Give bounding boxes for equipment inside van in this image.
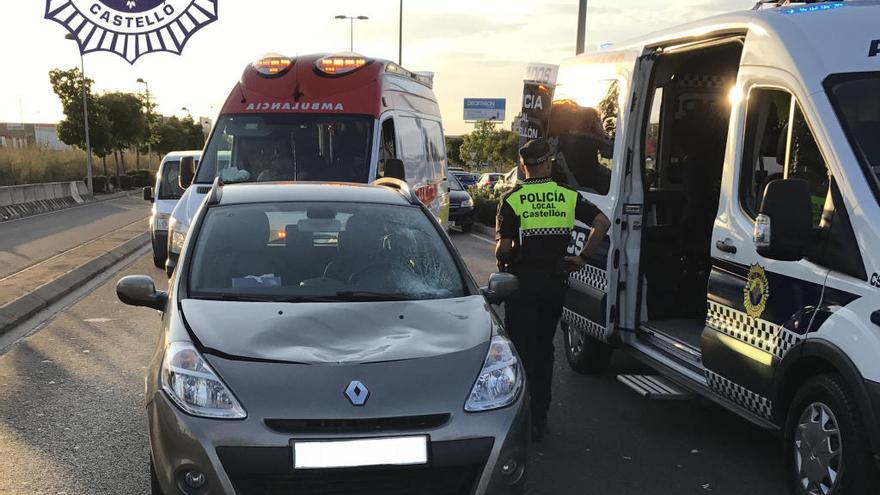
[546,2,880,493]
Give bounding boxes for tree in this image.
[154,116,206,155]
[459,121,520,170]
[49,68,113,174]
[99,92,147,182]
[445,135,464,166]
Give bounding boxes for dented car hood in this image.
[180,295,491,364]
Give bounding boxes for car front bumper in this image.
[449,206,475,224]
[148,388,528,495]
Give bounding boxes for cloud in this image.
[404,14,527,41]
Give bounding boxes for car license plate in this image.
[292,436,428,469]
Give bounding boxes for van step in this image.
[617,374,695,400]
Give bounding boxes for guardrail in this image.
[0,181,93,221]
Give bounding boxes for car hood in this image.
[180,295,492,364]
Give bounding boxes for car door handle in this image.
[716,239,737,254]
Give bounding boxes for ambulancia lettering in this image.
[870,39,880,57]
[244,102,345,111]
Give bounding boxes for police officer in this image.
[495,138,611,441]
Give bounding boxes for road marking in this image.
[468,233,495,246]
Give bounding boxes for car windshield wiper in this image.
[333,291,412,301]
[195,294,335,303]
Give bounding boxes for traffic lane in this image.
[0,193,149,278]
[447,229,496,286]
[0,254,164,495]
[449,232,786,495]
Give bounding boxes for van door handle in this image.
[716,239,737,254]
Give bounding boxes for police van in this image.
[166,53,449,273]
[546,2,880,492]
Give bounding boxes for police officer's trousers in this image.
[504,278,566,423]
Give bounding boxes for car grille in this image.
[227,464,482,495]
[264,414,450,434]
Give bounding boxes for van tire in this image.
[562,320,613,375]
[153,253,165,269]
[784,374,878,495]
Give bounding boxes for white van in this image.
[143,151,200,267]
[548,2,880,493]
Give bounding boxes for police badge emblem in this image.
[743,264,770,319]
[44,0,218,64]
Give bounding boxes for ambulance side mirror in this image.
[481,272,519,305]
[179,156,195,189]
[753,179,813,261]
[383,159,406,181]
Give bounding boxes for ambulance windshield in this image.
[827,73,880,198]
[195,114,373,184]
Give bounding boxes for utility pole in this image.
[137,78,152,170]
[399,0,403,65]
[65,34,94,196]
[576,0,588,55]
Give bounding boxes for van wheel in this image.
[150,456,164,495]
[152,254,165,269]
[784,374,878,495]
[562,320,612,375]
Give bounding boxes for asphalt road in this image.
[0,228,787,495]
[0,193,148,279]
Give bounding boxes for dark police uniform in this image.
[496,176,601,428]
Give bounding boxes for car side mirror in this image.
[753,179,813,261]
[116,275,168,311]
[143,186,153,202]
[384,158,406,181]
[481,272,519,305]
[179,156,195,189]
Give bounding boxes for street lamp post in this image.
[576,0,588,55]
[399,0,403,65]
[65,34,94,196]
[136,77,152,170]
[334,15,368,52]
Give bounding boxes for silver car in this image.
[117,179,528,494]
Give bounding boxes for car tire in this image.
[461,222,473,233]
[152,253,165,269]
[150,456,164,495]
[562,320,612,375]
[784,374,878,495]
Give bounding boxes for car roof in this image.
[162,151,202,161]
[216,182,414,207]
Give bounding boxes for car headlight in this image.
[168,221,188,255]
[160,341,247,419]
[465,335,523,412]
[461,198,474,208]
[154,213,170,231]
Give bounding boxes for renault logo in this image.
[345,380,370,406]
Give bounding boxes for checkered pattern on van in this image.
[705,301,803,360]
[706,370,773,419]
[563,307,608,342]
[677,74,727,89]
[569,264,608,292]
[521,227,571,237]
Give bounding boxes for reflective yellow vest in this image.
[504,180,577,236]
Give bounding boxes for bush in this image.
[470,187,504,226]
[86,175,109,194]
[109,174,134,190]
[0,148,96,186]
[126,169,153,187]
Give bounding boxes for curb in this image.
[0,232,150,338]
[471,222,495,238]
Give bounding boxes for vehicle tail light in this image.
[316,53,369,75]
[415,184,438,206]
[253,54,294,77]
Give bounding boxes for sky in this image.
[0,0,755,135]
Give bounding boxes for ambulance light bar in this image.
[253,54,294,77]
[385,64,434,89]
[316,54,369,75]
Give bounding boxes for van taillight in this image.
[415,184,438,206]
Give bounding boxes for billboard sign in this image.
[525,62,559,85]
[463,98,506,121]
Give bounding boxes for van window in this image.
[397,116,430,184]
[157,160,197,200]
[378,118,396,179]
[548,78,619,195]
[740,89,829,226]
[195,114,373,184]
[826,73,880,204]
[423,119,446,179]
[644,88,663,187]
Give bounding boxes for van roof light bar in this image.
[752,0,846,9]
[385,63,434,89]
[207,177,224,205]
[372,177,420,205]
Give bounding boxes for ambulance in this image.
[166,53,449,273]
[546,1,880,493]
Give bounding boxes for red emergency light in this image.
[253,54,294,77]
[316,53,369,75]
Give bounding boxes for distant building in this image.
[0,123,72,151]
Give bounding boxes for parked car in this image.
[476,173,505,190]
[143,151,200,268]
[447,172,475,232]
[118,179,527,495]
[493,167,519,193]
[452,170,479,188]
